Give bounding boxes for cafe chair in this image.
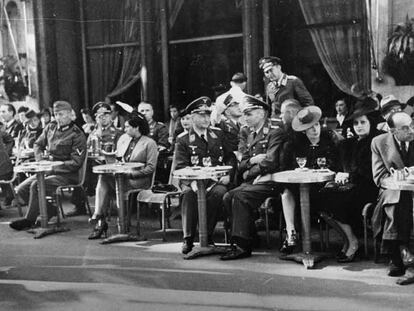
[134,154,181,241]
[362,202,380,262]
[55,157,92,218]
[259,196,284,248]
[0,172,23,216]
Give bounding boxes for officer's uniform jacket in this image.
[34,121,87,179]
[86,124,122,151]
[238,119,288,183]
[20,125,42,149]
[175,126,234,186]
[5,119,23,139]
[266,73,314,115]
[148,119,169,150]
[218,117,241,151]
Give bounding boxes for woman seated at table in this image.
[88,112,159,239]
[280,106,340,254]
[319,102,382,262]
[18,110,43,149]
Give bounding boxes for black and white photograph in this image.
[1,0,414,310]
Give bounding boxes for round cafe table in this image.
[173,166,232,259]
[14,160,67,239]
[271,169,335,268]
[93,162,144,244]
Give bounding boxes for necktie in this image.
[401,142,408,164]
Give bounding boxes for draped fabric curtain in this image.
[298,0,370,97]
[86,0,141,104]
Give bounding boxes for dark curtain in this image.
[85,0,141,104]
[298,0,370,97]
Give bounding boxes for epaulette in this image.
[177,131,188,138]
[209,126,222,131]
[157,122,165,125]
[286,75,298,80]
[72,124,81,133]
[270,125,280,129]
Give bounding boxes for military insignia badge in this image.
[210,131,217,139]
[189,134,195,143]
[263,127,269,135]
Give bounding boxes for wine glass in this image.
[296,157,307,169]
[202,156,212,167]
[316,157,327,169]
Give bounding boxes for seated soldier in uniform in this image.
[67,102,124,216]
[88,112,158,239]
[175,97,234,254]
[221,95,290,260]
[9,101,87,230]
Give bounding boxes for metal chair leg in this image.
[264,208,270,248]
[136,200,141,236]
[161,201,166,242]
[81,188,92,216]
[363,215,369,258]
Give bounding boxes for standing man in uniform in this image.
[221,95,290,260]
[259,56,314,118]
[175,97,234,254]
[138,101,170,183]
[218,94,243,152]
[9,101,87,230]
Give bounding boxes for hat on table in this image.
[292,106,322,132]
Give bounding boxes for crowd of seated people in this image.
[3,55,414,286]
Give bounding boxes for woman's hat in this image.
[292,106,322,132]
[346,99,378,121]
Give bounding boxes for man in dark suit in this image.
[371,111,414,280]
[0,103,23,139]
[175,97,234,255]
[259,56,314,118]
[221,95,289,260]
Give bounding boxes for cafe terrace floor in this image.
[0,196,413,311]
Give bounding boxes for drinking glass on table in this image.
[296,157,307,169]
[316,157,327,169]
